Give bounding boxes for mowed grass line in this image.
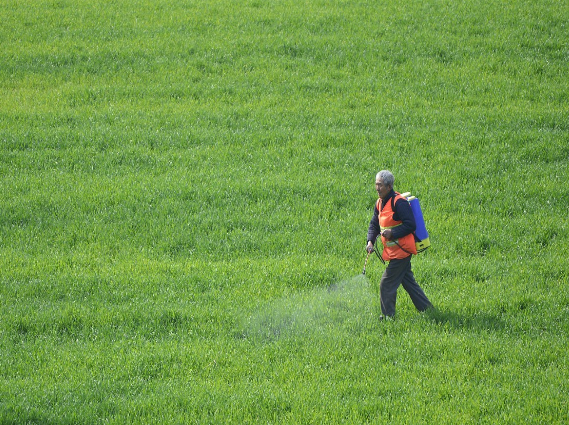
[1,0,569,423]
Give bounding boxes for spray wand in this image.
[362,249,372,275]
[362,240,385,276]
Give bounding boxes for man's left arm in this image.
[390,198,416,240]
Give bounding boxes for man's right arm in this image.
[367,205,381,246]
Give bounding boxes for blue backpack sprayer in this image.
[401,192,430,253]
[362,191,430,275]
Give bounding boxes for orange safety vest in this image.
[377,193,417,261]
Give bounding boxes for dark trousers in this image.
[380,255,431,317]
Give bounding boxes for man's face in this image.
[375,178,390,199]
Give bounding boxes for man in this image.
[366,170,432,319]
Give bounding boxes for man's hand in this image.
[381,229,393,240]
[366,241,374,253]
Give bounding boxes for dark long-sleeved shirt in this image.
[367,189,416,245]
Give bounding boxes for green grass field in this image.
[1,0,568,423]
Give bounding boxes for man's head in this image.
[375,170,394,199]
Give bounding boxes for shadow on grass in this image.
[424,307,506,332]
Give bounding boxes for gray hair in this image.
[376,170,394,188]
